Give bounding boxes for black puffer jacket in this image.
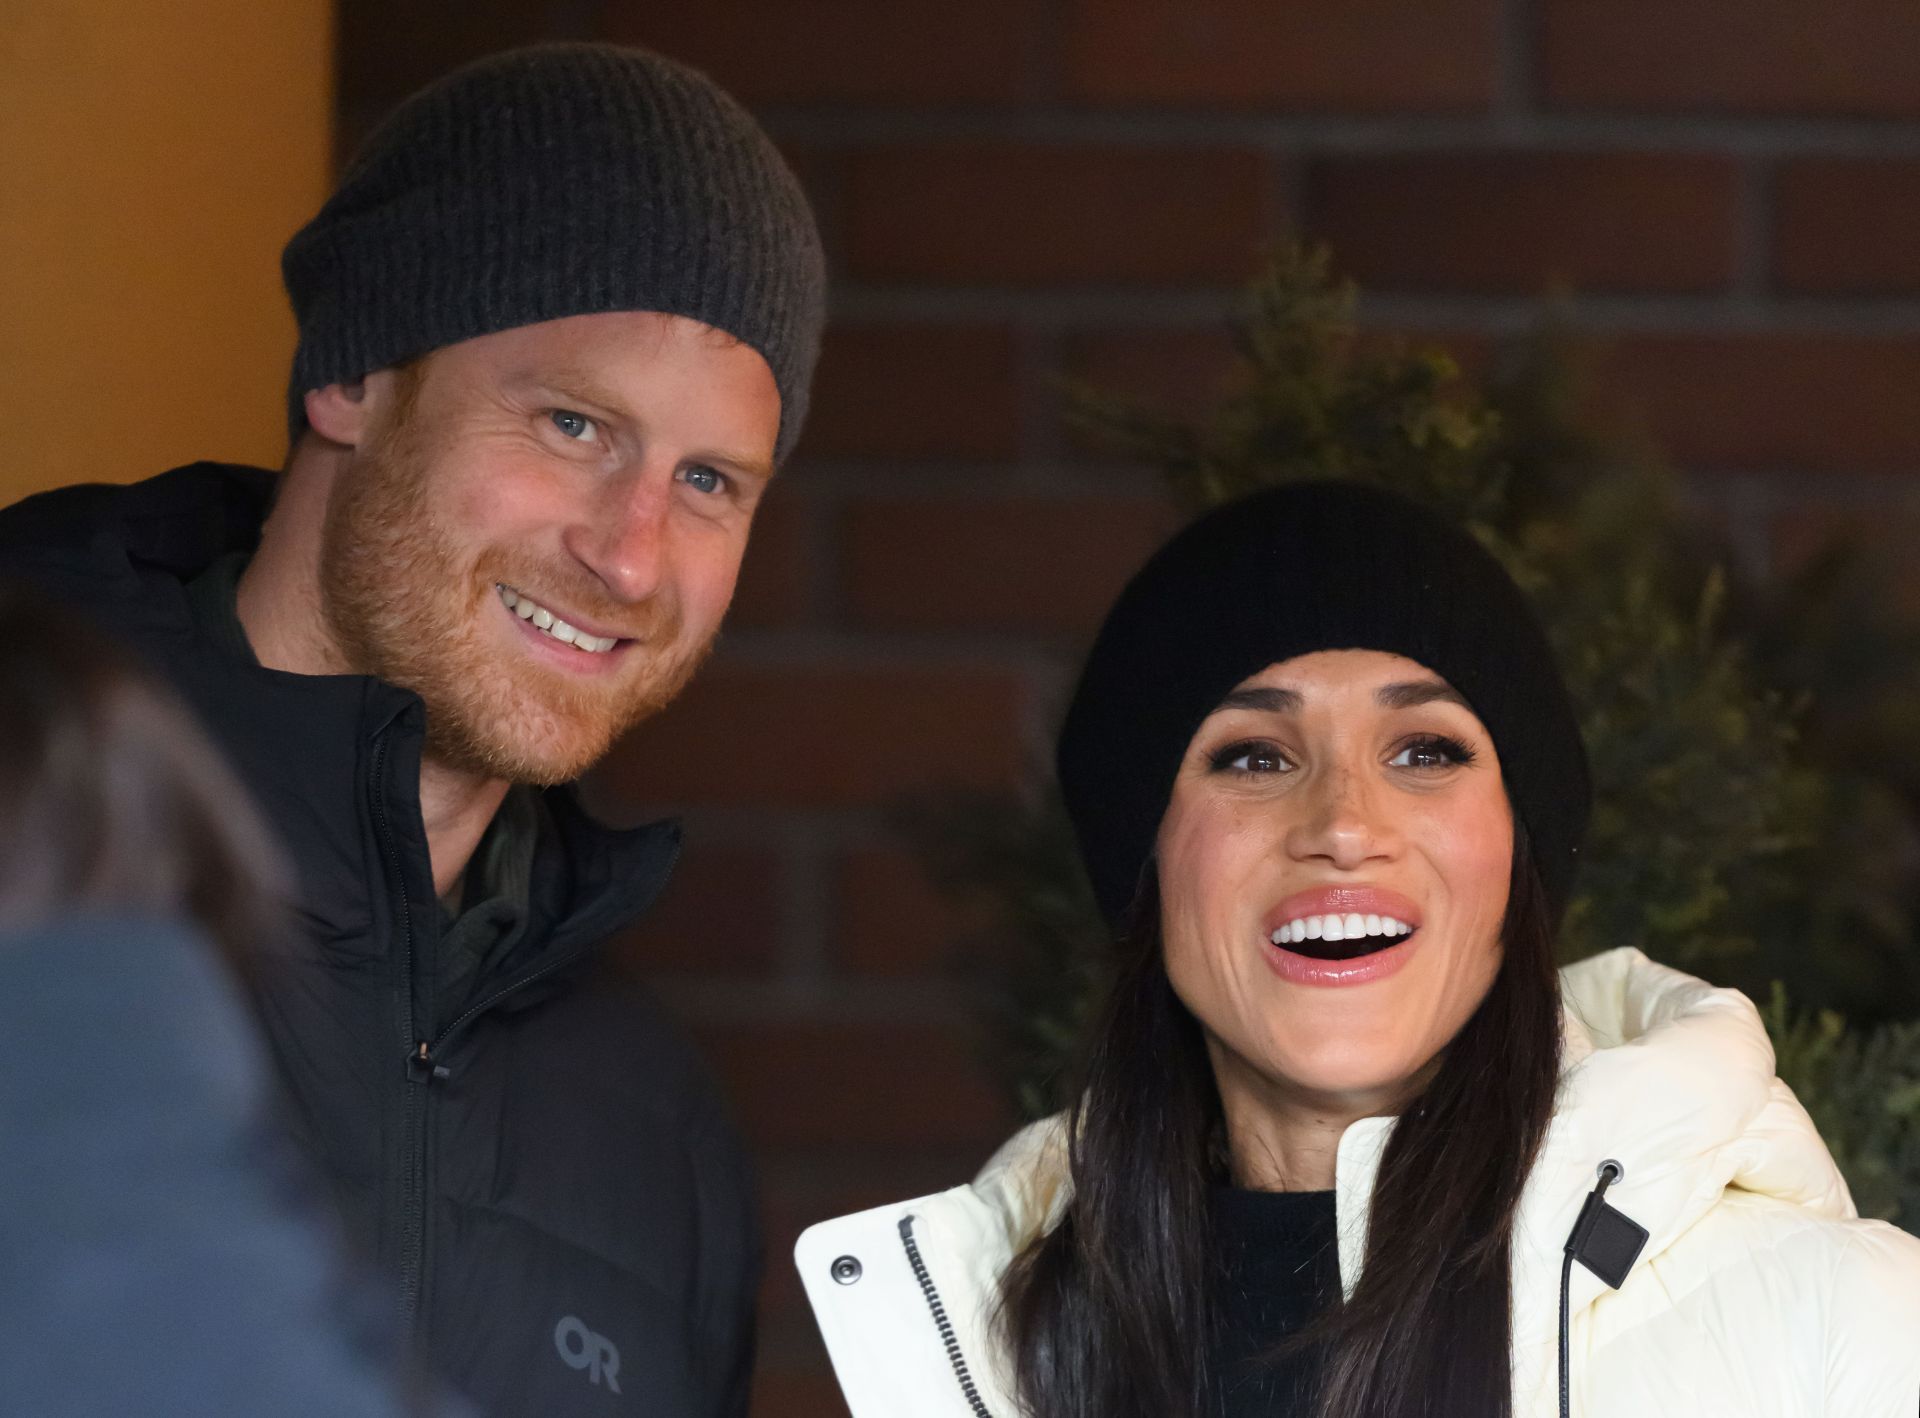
[0,464,759,1417]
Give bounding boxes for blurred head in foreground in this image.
[0,580,288,969]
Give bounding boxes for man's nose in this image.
[1283,765,1394,870]
[563,471,671,603]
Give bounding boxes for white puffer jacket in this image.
[797,948,1920,1416]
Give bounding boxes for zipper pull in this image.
[406,1040,449,1084]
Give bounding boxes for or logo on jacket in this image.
[555,1316,622,1393]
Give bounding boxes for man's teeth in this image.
[1270,914,1416,947]
[496,585,618,654]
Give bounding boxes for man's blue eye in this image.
[550,410,594,441]
[681,466,723,495]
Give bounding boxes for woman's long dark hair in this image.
[1000,826,1563,1418]
[0,580,289,976]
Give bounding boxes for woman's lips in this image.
[1263,932,1422,987]
[1261,883,1426,984]
[1265,885,1423,937]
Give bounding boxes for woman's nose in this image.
[1283,766,1395,870]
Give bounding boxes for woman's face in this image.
[1157,649,1513,1119]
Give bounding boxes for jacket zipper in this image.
[416,828,683,1069]
[370,730,431,1336]
[898,1214,995,1418]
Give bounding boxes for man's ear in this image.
[303,380,374,448]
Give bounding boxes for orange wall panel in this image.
[0,1,332,504]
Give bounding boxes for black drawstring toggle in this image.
[1563,1159,1648,1290]
[1559,1159,1649,1418]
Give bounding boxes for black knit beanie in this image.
[1057,480,1591,934]
[282,43,827,463]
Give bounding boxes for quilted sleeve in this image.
[1822,1220,1920,1415]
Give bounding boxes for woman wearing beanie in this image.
[796,480,1920,1418]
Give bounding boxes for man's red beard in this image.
[316,391,711,786]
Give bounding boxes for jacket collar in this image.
[0,463,681,979]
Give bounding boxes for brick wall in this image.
[338,3,1920,1411]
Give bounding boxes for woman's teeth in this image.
[497,584,618,654]
[1270,914,1416,947]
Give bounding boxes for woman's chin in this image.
[1251,1036,1433,1112]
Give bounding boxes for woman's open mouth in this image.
[1269,913,1418,962]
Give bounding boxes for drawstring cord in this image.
[1558,1159,1648,1418]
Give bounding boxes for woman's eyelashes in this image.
[1207,739,1290,775]
[1389,733,1478,770]
[1204,732,1478,777]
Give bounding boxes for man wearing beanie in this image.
[0,43,826,1417]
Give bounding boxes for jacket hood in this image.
[947,946,1855,1410]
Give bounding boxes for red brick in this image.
[836,847,989,976]
[336,0,556,153]
[1062,326,1497,450]
[696,1020,1013,1150]
[1064,327,1244,430]
[839,495,1176,635]
[1542,0,1920,118]
[600,0,1045,105]
[843,145,1279,286]
[1306,153,1739,295]
[730,494,811,630]
[1588,335,1920,474]
[802,325,1023,462]
[1770,502,1920,614]
[600,664,1028,808]
[605,846,782,975]
[750,1370,847,1418]
[1066,0,1502,111]
[1775,159,1920,298]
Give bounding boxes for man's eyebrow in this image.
[509,366,629,412]
[701,447,777,483]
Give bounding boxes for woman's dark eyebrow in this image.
[1215,687,1303,714]
[1376,680,1470,710]
[1213,681,1468,714]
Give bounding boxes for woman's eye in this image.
[679,465,726,496]
[1389,734,1476,771]
[549,409,598,442]
[1208,741,1288,775]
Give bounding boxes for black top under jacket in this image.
[1207,1186,1339,1417]
[0,464,760,1418]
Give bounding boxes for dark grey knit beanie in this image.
[282,43,827,463]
